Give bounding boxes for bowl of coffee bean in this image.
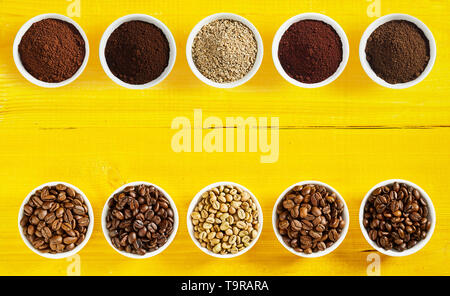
[273,181,349,258]
[359,14,436,89]
[360,179,436,256]
[18,182,93,259]
[102,182,178,258]
[187,182,263,258]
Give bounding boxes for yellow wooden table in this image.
[1,0,449,276]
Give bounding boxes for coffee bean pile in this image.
[20,184,90,254]
[191,184,261,255]
[105,184,175,255]
[363,182,431,251]
[276,184,346,254]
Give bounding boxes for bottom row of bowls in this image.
[18,179,435,259]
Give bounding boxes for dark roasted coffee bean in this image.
[105,184,175,256]
[363,182,432,252]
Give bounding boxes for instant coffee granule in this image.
[105,21,170,85]
[192,19,258,83]
[365,20,430,84]
[18,18,85,83]
[278,20,343,84]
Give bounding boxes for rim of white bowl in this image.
[186,13,264,88]
[359,13,436,89]
[102,181,179,259]
[272,180,350,258]
[99,14,177,89]
[359,179,436,257]
[272,13,349,88]
[13,13,89,88]
[187,181,263,258]
[18,181,94,259]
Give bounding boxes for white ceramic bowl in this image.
[99,14,176,89]
[273,181,350,258]
[18,182,94,259]
[187,181,263,258]
[359,179,436,257]
[186,13,264,88]
[359,14,436,89]
[272,13,349,88]
[13,13,89,88]
[102,181,179,259]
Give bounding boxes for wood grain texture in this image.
[0,0,449,275]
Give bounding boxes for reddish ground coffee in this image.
[278,20,343,84]
[18,18,86,83]
[105,21,170,85]
[365,20,430,84]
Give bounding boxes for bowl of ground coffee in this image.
[102,182,178,258]
[18,182,94,259]
[99,14,176,89]
[13,14,89,88]
[360,14,436,89]
[273,181,349,258]
[360,179,436,257]
[186,13,264,88]
[272,13,349,88]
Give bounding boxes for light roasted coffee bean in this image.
[21,184,90,254]
[363,182,431,252]
[105,184,175,255]
[276,184,346,254]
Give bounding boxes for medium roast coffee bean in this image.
[105,184,175,255]
[363,182,432,252]
[276,184,346,254]
[21,184,90,254]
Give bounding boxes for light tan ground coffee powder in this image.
[192,19,257,83]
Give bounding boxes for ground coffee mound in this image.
[18,18,85,83]
[365,20,430,84]
[105,21,170,85]
[278,20,343,84]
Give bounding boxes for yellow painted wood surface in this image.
[1,0,449,275]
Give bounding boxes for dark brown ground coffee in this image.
[105,21,170,85]
[18,18,85,83]
[365,20,430,84]
[278,20,343,84]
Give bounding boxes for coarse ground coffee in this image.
[278,20,342,84]
[105,21,169,85]
[18,18,85,83]
[192,19,257,83]
[365,20,430,84]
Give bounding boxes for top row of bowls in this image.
[13,12,436,89]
